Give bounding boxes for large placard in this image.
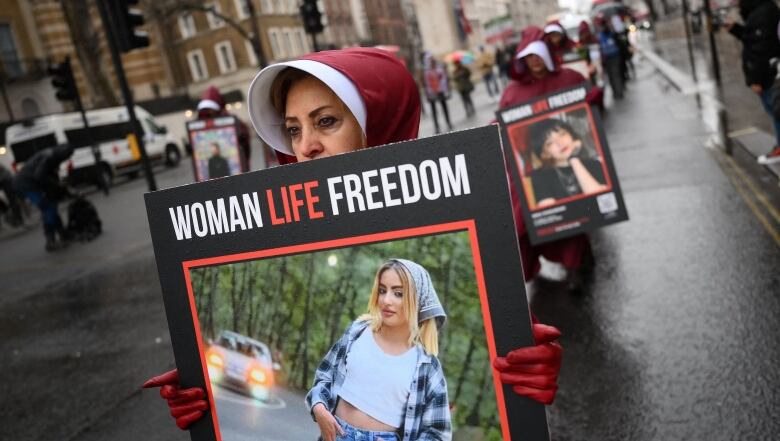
[496,85,628,244]
[145,126,549,441]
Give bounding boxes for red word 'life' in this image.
[266,181,324,225]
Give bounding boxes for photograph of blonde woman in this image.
[307,259,450,441]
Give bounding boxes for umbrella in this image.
[444,50,475,65]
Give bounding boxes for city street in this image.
[2,50,779,441]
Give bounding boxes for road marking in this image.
[724,155,780,225]
[714,154,780,247]
[728,127,759,138]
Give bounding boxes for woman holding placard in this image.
[143,48,562,431]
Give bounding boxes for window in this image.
[214,41,237,73]
[295,28,307,55]
[260,0,273,14]
[206,2,225,29]
[177,13,196,38]
[283,28,293,57]
[187,49,209,81]
[268,28,282,59]
[0,24,22,77]
[234,0,250,19]
[245,39,258,66]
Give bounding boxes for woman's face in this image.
[541,128,582,164]
[284,76,365,162]
[548,32,563,45]
[377,269,409,329]
[524,54,548,77]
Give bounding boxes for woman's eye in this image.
[317,116,336,128]
[285,126,300,137]
[393,291,403,298]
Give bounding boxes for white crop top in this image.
[338,329,419,428]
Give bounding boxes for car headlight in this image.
[249,368,266,383]
[207,352,224,368]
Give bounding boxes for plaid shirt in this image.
[306,320,452,441]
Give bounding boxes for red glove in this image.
[142,369,209,429]
[493,323,562,405]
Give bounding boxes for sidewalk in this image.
[637,25,780,180]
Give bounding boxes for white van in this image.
[1,106,183,186]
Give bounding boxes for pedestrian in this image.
[476,45,500,98]
[578,20,598,46]
[423,56,453,134]
[196,86,253,169]
[543,21,576,66]
[501,26,595,291]
[609,14,635,82]
[307,259,451,441]
[452,59,476,117]
[725,0,780,164]
[143,47,563,431]
[0,164,23,227]
[595,18,625,100]
[576,20,606,113]
[12,144,74,251]
[495,43,513,87]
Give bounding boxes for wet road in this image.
[210,385,319,441]
[531,59,780,439]
[1,54,778,441]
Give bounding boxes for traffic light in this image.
[109,0,150,52]
[48,57,78,102]
[300,0,324,35]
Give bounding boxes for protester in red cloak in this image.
[196,86,252,169]
[578,20,598,45]
[543,21,577,66]
[144,47,563,430]
[500,27,595,287]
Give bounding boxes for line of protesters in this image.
[419,16,634,136]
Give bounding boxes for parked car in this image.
[205,330,280,401]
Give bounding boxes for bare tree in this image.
[146,0,267,68]
[59,0,119,108]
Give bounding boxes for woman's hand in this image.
[569,157,607,194]
[493,323,562,405]
[313,403,345,441]
[142,369,209,429]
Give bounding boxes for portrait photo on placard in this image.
[189,118,244,182]
[506,104,612,211]
[185,229,504,441]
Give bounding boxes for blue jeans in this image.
[25,191,62,237]
[758,87,780,146]
[333,416,399,441]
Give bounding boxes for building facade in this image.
[163,0,309,100]
[321,0,361,48]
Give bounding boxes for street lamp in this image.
[327,254,338,267]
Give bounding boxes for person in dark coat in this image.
[726,0,780,164]
[13,144,74,251]
[206,143,230,179]
[0,164,23,227]
[452,59,475,117]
